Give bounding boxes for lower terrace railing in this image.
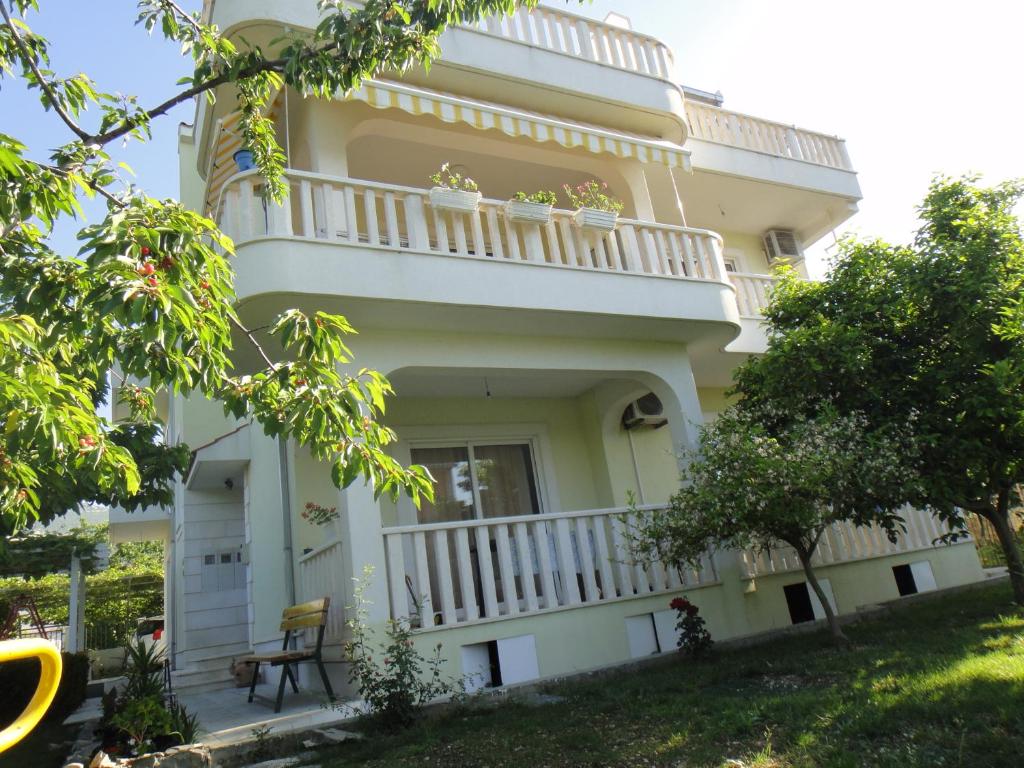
[217,171,730,285]
[685,101,853,172]
[739,508,962,580]
[730,272,780,317]
[297,538,346,642]
[382,505,718,629]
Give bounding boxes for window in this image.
[411,442,542,524]
[722,258,738,273]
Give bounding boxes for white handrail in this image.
[382,505,717,629]
[216,171,734,286]
[685,101,853,171]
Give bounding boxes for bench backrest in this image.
[279,597,330,632]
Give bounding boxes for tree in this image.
[0,0,555,533]
[634,408,914,644]
[736,177,1024,603]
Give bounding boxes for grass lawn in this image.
[317,582,1024,768]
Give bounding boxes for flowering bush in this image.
[429,162,479,192]
[512,189,558,206]
[301,501,338,526]
[341,567,462,731]
[670,596,713,657]
[562,180,623,213]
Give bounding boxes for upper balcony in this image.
[213,169,761,347]
[200,2,687,146]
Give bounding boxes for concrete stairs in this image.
[172,643,251,695]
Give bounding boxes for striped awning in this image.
[348,79,690,170]
[203,80,690,214]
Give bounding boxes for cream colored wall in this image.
[697,386,733,420]
[719,230,770,274]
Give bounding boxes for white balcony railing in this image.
[297,538,346,642]
[685,101,853,171]
[739,508,963,580]
[730,272,780,317]
[217,170,730,284]
[381,505,718,630]
[467,6,674,80]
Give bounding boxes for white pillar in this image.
[338,481,391,626]
[67,554,86,653]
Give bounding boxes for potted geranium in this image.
[563,180,623,232]
[506,189,558,224]
[428,162,481,213]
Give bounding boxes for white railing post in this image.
[266,184,293,237]
[404,194,430,250]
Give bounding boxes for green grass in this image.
[317,583,1024,768]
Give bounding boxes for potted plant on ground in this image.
[564,180,623,232]
[506,189,558,224]
[428,162,481,213]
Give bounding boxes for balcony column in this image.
[620,161,656,221]
[337,481,391,626]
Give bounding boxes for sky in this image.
[3,1,1023,276]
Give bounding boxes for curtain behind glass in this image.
[411,446,476,524]
[474,444,541,519]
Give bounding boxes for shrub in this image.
[512,190,558,206]
[0,651,90,727]
[670,596,713,657]
[562,180,623,213]
[342,568,461,731]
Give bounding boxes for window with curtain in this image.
[411,442,542,523]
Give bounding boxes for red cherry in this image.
[199,280,210,290]
[141,246,151,256]
[147,276,158,287]
[295,378,307,387]
[138,262,156,276]
[79,436,96,448]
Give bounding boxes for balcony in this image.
[215,170,763,339]
[379,505,718,629]
[685,101,852,171]
[740,509,964,581]
[466,7,674,80]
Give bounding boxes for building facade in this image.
[111,1,984,695]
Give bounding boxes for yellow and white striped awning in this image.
[203,80,690,214]
[348,79,691,171]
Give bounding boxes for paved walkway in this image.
[177,684,363,748]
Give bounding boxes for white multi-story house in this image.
[110,2,985,696]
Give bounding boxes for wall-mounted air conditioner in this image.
[622,393,668,430]
[763,229,804,266]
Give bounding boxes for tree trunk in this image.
[794,543,848,646]
[987,489,1024,605]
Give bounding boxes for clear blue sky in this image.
[4,1,1022,273]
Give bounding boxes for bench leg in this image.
[247,662,260,703]
[274,663,290,713]
[285,664,299,693]
[316,658,336,702]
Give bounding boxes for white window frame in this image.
[394,424,560,527]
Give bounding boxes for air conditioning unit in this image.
[622,393,668,430]
[762,229,804,266]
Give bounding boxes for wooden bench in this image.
[241,597,337,713]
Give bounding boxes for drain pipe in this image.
[278,438,296,608]
[626,428,647,505]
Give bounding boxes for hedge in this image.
[0,651,90,728]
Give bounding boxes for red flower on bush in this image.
[670,597,689,611]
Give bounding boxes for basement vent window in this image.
[625,610,682,658]
[461,634,539,693]
[893,561,937,596]
[783,578,837,625]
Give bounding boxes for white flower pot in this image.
[505,199,553,224]
[573,207,618,232]
[429,187,481,213]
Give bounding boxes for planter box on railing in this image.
[429,187,482,213]
[573,208,618,233]
[505,199,553,224]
